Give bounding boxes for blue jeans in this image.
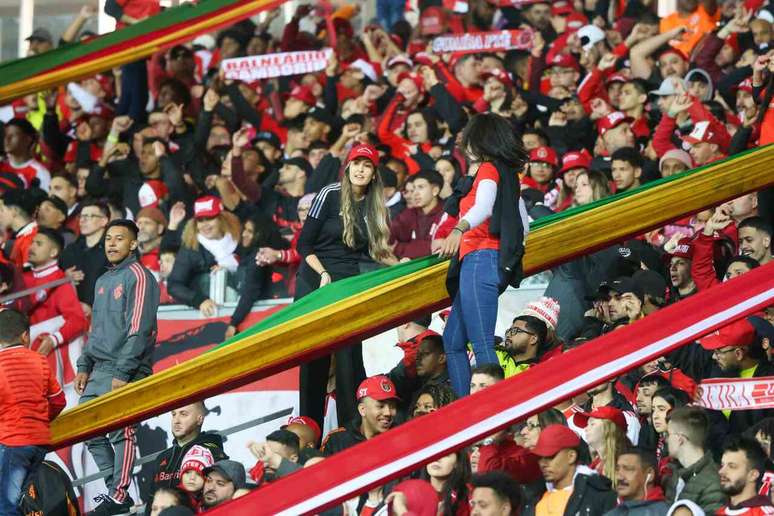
[376,0,404,29]
[0,444,46,515]
[443,249,504,396]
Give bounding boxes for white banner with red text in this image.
[221,49,333,81]
[695,376,774,411]
[431,29,534,54]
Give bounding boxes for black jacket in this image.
[148,431,227,497]
[522,468,618,516]
[321,421,368,456]
[59,235,110,306]
[167,244,219,308]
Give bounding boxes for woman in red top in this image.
[439,113,528,396]
[420,449,472,516]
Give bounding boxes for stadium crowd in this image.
[1,0,774,513]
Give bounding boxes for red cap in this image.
[559,149,591,174]
[289,85,316,107]
[481,68,514,88]
[397,71,425,93]
[606,73,628,85]
[683,120,725,147]
[737,77,753,94]
[94,73,115,99]
[529,146,559,167]
[386,55,413,69]
[420,6,447,36]
[347,143,379,167]
[285,416,322,443]
[547,53,580,71]
[659,46,689,63]
[574,406,628,433]
[669,237,693,259]
[597,111,633,136]
[531,424,581,457]
[565,12,588,31]
[699,318,756,350]
[357,375,400,401]
[194,195,223,219]
[551,0,575,15]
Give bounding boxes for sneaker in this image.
[88,493,134,515]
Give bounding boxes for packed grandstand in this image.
[0,0,773,514]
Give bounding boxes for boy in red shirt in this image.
[0,309,66,514]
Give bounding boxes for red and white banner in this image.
[695,376,774,411]
[221,49,333,81]
[431,29,534,54]
[210,262,774,515]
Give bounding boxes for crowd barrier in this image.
[211,262,774,514]
[48,145,774,448]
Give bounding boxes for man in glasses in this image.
[501,315,547,377]
[59,200,111,308]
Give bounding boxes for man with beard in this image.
[500,315,547,376]
[322,375,398,456]
[148,401,227,500]
[135,207,167,274]
[717,436,773,515]
[201,460,246,509]
[604,447,668,515]
[738,217,772,266]
[698,318,774,437]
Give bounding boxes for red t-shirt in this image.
[459,163,500,260]
[0,346,65,446]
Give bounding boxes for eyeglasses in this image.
[79,213,106,220]
[505,327,536,338]
[524,422,541,431]
[712,347,738,356]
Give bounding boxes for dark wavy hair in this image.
[419,448,472,516]
[459,113,527,169]
[404,108,441,143]
[410,383,457,418]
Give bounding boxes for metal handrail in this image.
[71,407,293,487]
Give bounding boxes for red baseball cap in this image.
[574,406,628,433]
[529,146,559,167]
[387,55,413,69]
[565,12,588,31]
[420,6,447,36]
[669,237,694,260]
[284,416,322,443]
[559,149,591,174]
[551,0,575,15]
[481,68,514,89]
[289,85,316,107]
[397,71,425,93]
[606,73,628,85]
[659,46,689,63]
[531,424,581,457]
[597,111,633,136]
[347,143,379,167]
[699,318,756,350]
[193,195,223,219]
[737,77,753,94]
[547,53,580,72]
[683,120,725,147]
[357,375,400,401]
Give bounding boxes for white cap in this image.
[193,34,216,50]
[577,25,605,51]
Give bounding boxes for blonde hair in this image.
[598,419,629,486]
[181,211,242,250]
[340,160,393,262]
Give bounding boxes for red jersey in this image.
[459,163,500,260]
[23,262,88,348]
[0,345,66,446]
[0,158,51,191]
[8,221,38,269]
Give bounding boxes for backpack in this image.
[18,460,81,516]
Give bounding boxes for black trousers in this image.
[295,263,366,430]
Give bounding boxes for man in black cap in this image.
[35,196,72,241]
[252,131,282,166]
[201,460,247,509]
[602,277,645,326]
[260,157,311,226]
[632,269,668,315]
[26,28,54,55]
[304,108,336,144]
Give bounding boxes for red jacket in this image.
[389,203,445,259]
[476,438,542,484]
[23,262,88,348]
[717,496,774,515]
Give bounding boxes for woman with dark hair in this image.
[651,385,691,463]
[439,113,529,396]
[148,486,193,516]
[435,157,462,200]
[519,408,567,450]
[420,449,472,516]
[296,142,398,427]
[411,383,457,418]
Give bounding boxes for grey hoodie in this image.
[76,255,160,381]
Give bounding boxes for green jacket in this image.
[664,452,727,514]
